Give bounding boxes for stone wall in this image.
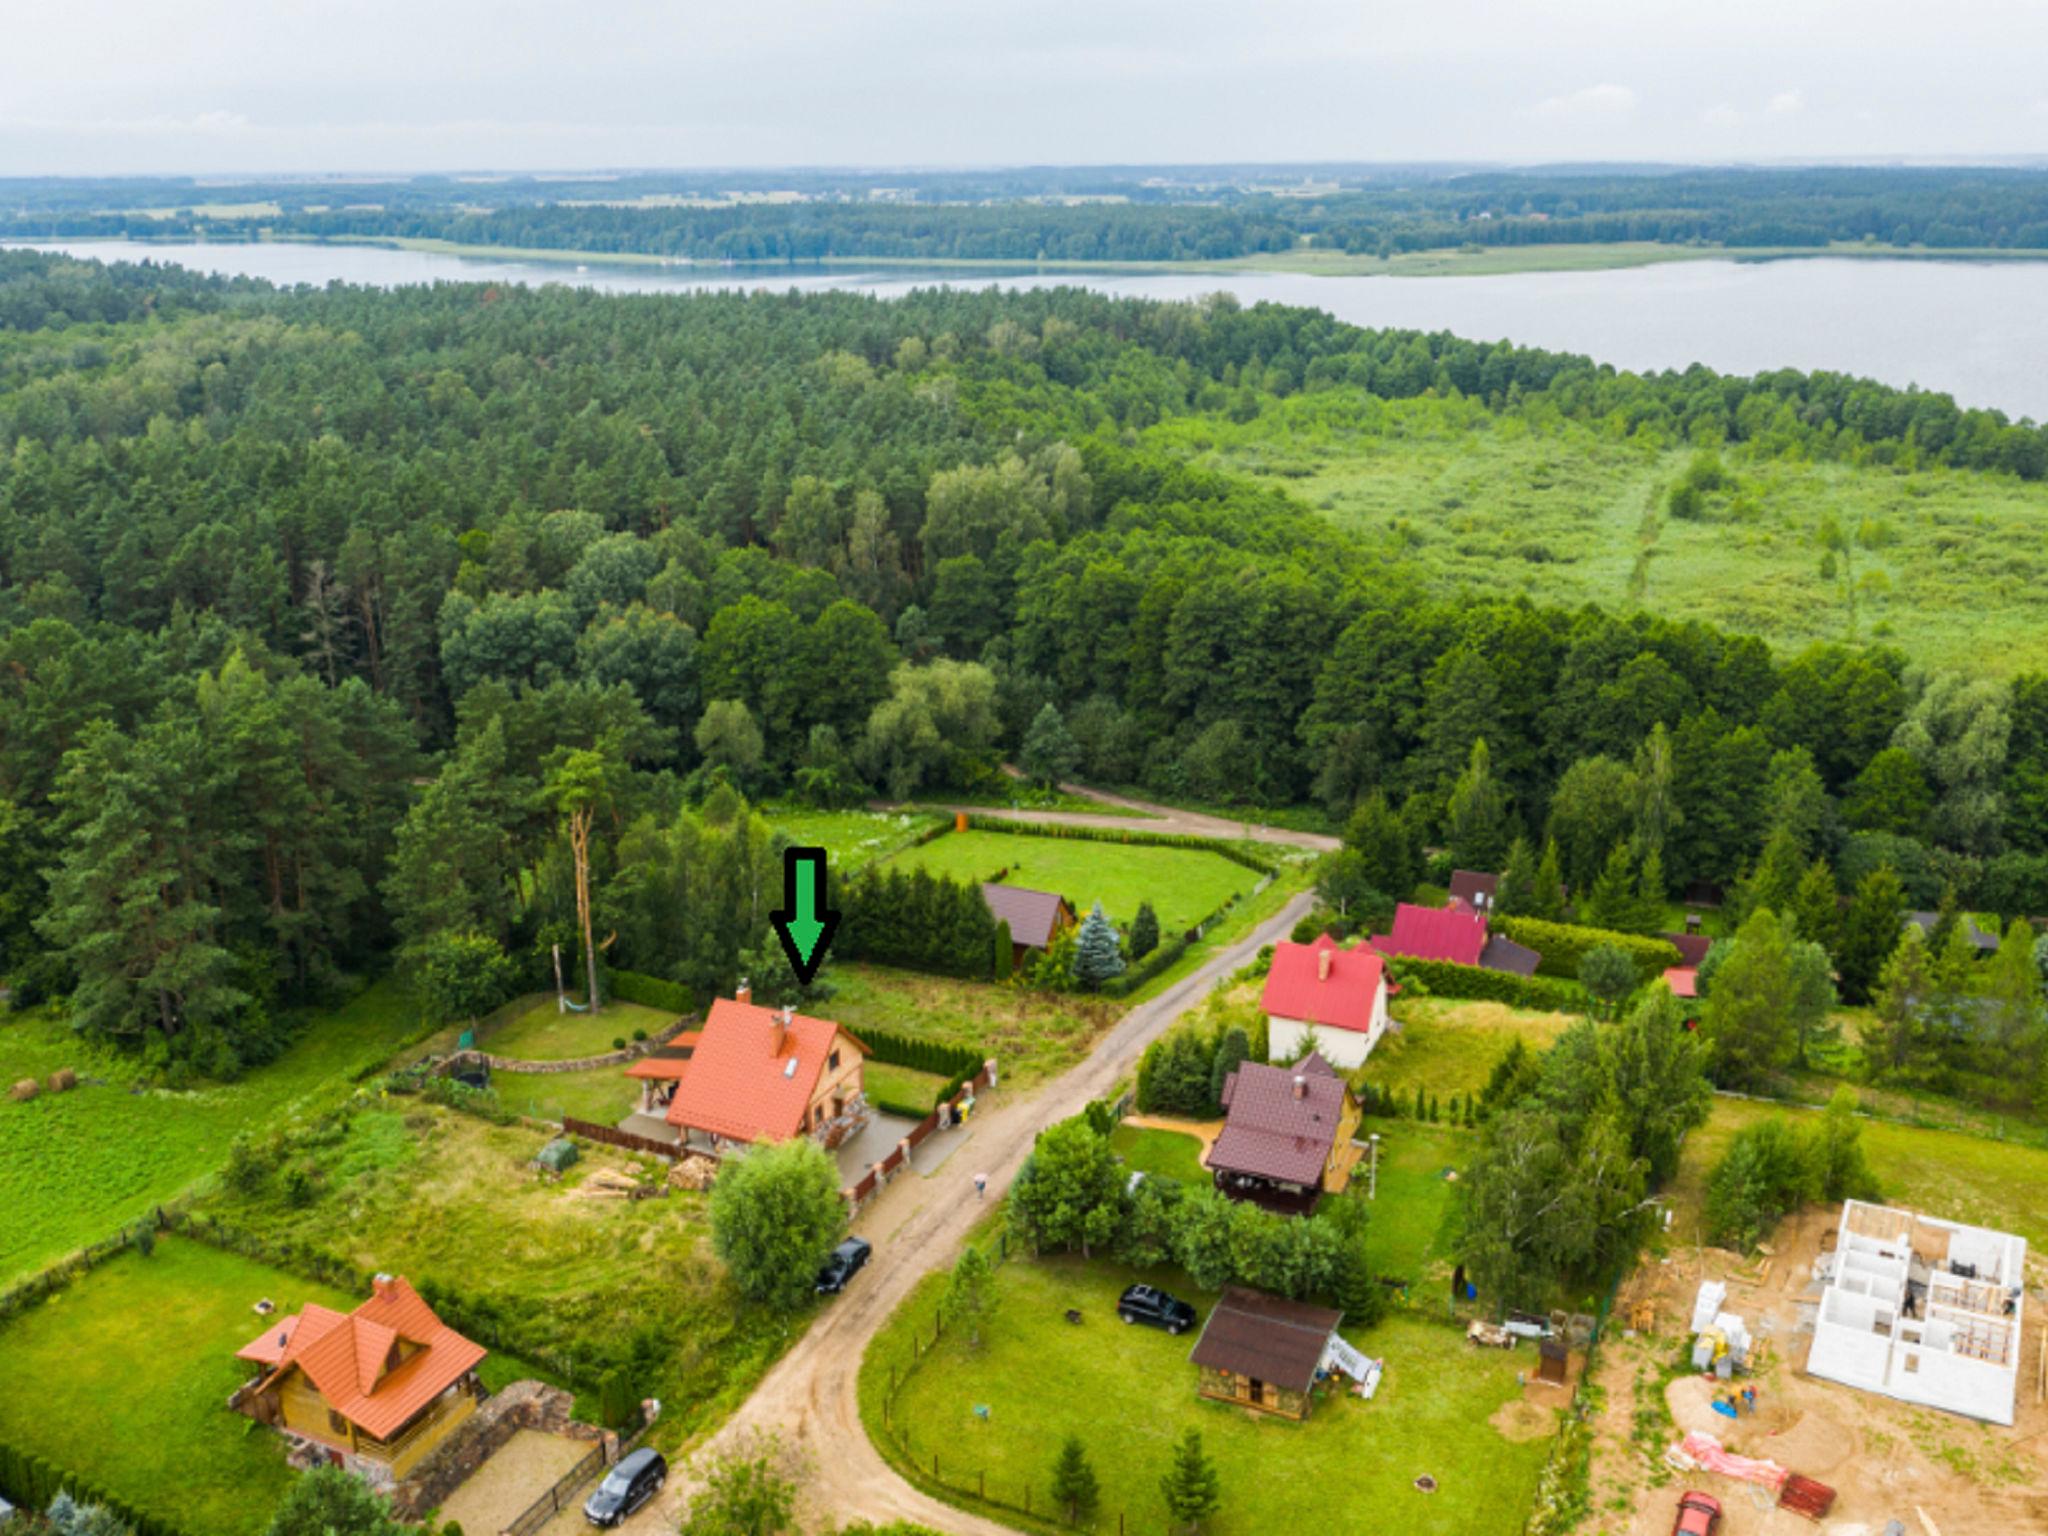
[442,1013,697,1076]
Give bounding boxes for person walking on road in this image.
[974,1172,988,1200]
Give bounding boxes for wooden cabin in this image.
[663,995,869,1152]
[1187,1286,1344,1421]
[234,1275,485,1480]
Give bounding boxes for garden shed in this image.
[1187,1286,1344,1420]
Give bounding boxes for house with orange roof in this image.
[664,993,870,1154]
[233,1274,486,1482]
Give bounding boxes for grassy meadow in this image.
[761,806,943,872]
[1147,391,2048,676]
[484,998,678,1061]
[193,1100,797,1444]
[863,1252,1548,1536]
[883,829,1257,934]
[1109,1123,1209,1185]
[0,981,424,1286]
[1363,998,1576,1103]
[829,963,1120,1087]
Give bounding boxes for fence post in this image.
[933,1451,940,1480]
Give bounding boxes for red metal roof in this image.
[665,997,866,1144]
[1664,967,1699,999]
[1209,1055,1351,1186]
[1260,934,1386,1034]
[623,1033,699,1080]
[239,1278,484,1441]
[1370,903,1488,967]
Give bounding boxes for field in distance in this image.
[1148,391,2048,677]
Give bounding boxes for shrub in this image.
[1385,956,1587,1011]
[1496,916,1680,981]
[605,969,692,1014]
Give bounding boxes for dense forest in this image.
[5,247,2048,1089]
[13,166,2048,260]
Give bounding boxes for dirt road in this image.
[632,888,1316,1535]
[877,779,1341,854]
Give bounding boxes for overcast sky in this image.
[7,0,2048,177]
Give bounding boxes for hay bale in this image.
[9,1078,38,1102]
[534,1137,580,1173]
[47,1068,77,1093]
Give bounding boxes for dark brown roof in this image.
[1662,931,1713,968]
[980,884,1070,949]
[1447,870,1499,911]
[1210,1054,1350,1186]
[1479,935,1542,977]
[1188,1286,1343,1394]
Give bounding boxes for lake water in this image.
[18,238,2048,420]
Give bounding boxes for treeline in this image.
[8,252,2048,1074]
[19,166,2048,259]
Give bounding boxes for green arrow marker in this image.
[769,845,840,986]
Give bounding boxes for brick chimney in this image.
[735,978,752,1007]
[1318,946,1332,982]
[371,1273,394,1299]
[1293,1075,1307,1099]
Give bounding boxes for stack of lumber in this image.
[668,1156,716,1192]
[1777,1474,1836,1520]
[578,1169,645,1200]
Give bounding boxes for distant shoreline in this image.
[21,231,2048,281]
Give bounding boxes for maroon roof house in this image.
[1188,1286,1346,1420]
[1446,869,1500,914]
[1208,1053,1362,1215]
[1370,903,1489,967]
[979,883,1077,966]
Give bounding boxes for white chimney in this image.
[1293,1075,1307,1099]
[1318,947,1332,982]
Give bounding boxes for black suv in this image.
[1117,1284,1197,1334]
[583,1446,666,1527]
[816,1236,873,1294]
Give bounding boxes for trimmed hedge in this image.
[855,1026,983,1083]
[960,815,1280,878]
[1388,955,1588,1012]
[0,1437,196,1536]
[1495,916,1681,981]
[605,969,692,1014]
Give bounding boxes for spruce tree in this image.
[1160,1428,1222,1534]
[1070,902,1126,989]
[1579,841,1640,932]
[1532,838,1569,922]
[1790,858,1841,954]
[993,920,1014,981]
[1838,865,1906,1004]
[1129,900,1160,961]
[1050,1435,1101,1525]
[1020,703,1082,789]
[1493,836,1541,917]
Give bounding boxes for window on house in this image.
[1903,1354,1920,1374]
[328,1409,350,1437]
[829,1050,840,1071]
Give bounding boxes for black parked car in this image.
[816,1236,873,1294]
[583,1446,666,1527]
[1117,1284,1197,1334]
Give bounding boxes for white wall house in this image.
[1261,934,1392,1071]
[1805,1199,2026,1425]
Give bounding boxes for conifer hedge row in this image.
[1387,956,1589,1012]
[959,816,1280,877]
[0,1439,193,1536]
[839,866,1000,977]
[1494,917,1681,981]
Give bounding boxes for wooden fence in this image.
[561,1117,685,1160]
[844,1061,995,1211]
[503,1439,607,1536]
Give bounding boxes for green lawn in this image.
[884,829,1256,935]
[484,998,678,1061]
[193,1101,800,1447]
[1667,1095,2048,1253]
[1361,1124,1472,1290]
[1362,998,1576,1102]
[0,980,425,1286]
[865,1060,952,1117]
[491,1063,641,1125]
[0,1238,362,1534]
[1110,1124,1209,1185]
[761,806,944,871]
[828,964,1121,1088]
[864,1253,1548,1536]
[1147,390,2048,677]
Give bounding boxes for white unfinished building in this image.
[1805,1199,2026,1424]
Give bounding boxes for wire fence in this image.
[504,1440,607,1536]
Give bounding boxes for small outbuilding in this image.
[1187,1286,1345,1420]
[979,883,1077,967]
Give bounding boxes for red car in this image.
[1671,1491,1722,1536]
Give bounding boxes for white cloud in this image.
[1767,90,1806,116]
[1531,83,1639,123]
[1703,103,1745,130]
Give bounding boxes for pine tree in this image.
[1445,738,1513,871]
[1050,1435,1101,1526]
[945,1244,997,1347]
[1342,790,1420,902]
[1868,923,1934,1080]
[1070,902,1126,989]
[1579,841,1640,933]
[1021,703,1083,790]
[1493,836,1541,918]
[1790,858,1841,955]
[1160,1428,1222,1534]
[1532,838,1569,922]
[1129,901,1160,961]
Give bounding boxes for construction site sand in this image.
[1488,1398,1554,1442]
[1596,1201,2048,1536]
